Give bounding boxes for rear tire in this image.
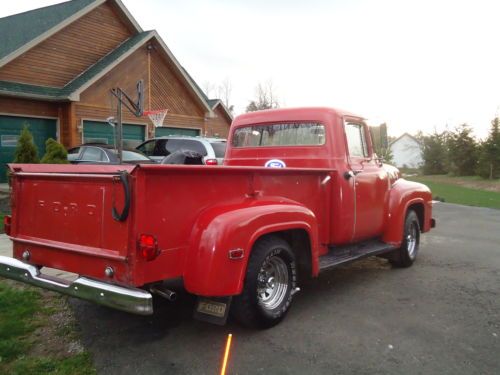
[390,210,420,268]
[231,236,297,328]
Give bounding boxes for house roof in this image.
[0,31,153,100]
[207,99,234,121]
[0,0,213,114]
[389,132,423,147]
[0,0,96,64]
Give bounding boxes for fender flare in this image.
[183,201,319,296]
[383,179,432,246]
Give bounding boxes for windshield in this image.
[232,123,325,147]
[210,142,227,158]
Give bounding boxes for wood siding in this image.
[0,2,133,87]
[206,104,231,138]
[0,97,59,118]
[75,44,207,147]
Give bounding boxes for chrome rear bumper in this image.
[0,255,153,315]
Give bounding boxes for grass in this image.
[408,175,500,209]
[0,281,95,375]
[0,213,4,234]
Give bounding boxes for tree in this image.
[204,78,234,113]
[245,81,280,112]
[40,138,69,164]
[13,124,39,163]
[477,117,500,179]
[370,123,394,164]
[421,129,448,175]
[217,78,234,113]
[446,124,478,176]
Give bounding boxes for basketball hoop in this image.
[144,109,168,127]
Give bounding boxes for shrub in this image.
[13,124,39,163]
[40,138,69,164]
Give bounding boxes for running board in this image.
[319,239,397,271]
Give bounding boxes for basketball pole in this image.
[148,47,151,112]
[147,44,152,138]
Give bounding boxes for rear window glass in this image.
[232,123,325,147]
[210,142,227,158]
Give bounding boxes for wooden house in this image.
[0,0,232,181]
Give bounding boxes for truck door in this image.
[344,121,389,241]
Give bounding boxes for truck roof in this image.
[232,107,364,127]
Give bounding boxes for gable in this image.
[79,42,206,117]
[0,0,95,63]
[0,2,134,88]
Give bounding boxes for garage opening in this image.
[155,127,201,137]
[0,115,57,183]
[82,120,146,149]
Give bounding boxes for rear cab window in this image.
[232,123,326,147]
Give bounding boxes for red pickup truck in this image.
[0,107,434,328]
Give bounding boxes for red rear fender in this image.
[184,201,319,296]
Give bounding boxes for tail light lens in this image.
[138,234,158,261]
[3,215,11,236]
[205,158,218,165]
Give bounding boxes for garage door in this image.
[0,115,57,183]
[155,126,200,137]
[83,121,145,148]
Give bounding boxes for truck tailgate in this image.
[8,164,137,285]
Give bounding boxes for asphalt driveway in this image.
[71,203,500,374]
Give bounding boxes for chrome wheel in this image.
[257,256,289,310]
[406,221,418,259]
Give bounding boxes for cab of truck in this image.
[225,107,412,244]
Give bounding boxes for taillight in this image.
[205,158,218,165]
[138,234,158,261]
[3,215,11,236]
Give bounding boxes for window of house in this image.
[1,135,19,147]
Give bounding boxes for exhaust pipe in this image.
[150,286,177,302]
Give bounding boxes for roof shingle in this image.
[0,0,96,62]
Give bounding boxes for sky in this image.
[2,0,500,138]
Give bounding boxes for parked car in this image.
[136,137,226,165]
[67,144,153,164]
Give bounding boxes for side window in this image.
[345,123,368,158]
[81,147,106,162]
[137,140,156,156]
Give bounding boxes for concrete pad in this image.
[0,234,12,257]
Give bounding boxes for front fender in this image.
[383,179,432,246]
[184,200,319,296]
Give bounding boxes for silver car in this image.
[136,137,227,165]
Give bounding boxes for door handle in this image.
[343,170,362,180]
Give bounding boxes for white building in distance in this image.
[389,133,423,168]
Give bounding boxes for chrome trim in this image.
[0,256,153,315]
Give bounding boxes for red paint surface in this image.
[8,107,433,297]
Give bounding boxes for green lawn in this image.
[0,281,95,375]
[408,176,500,209]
